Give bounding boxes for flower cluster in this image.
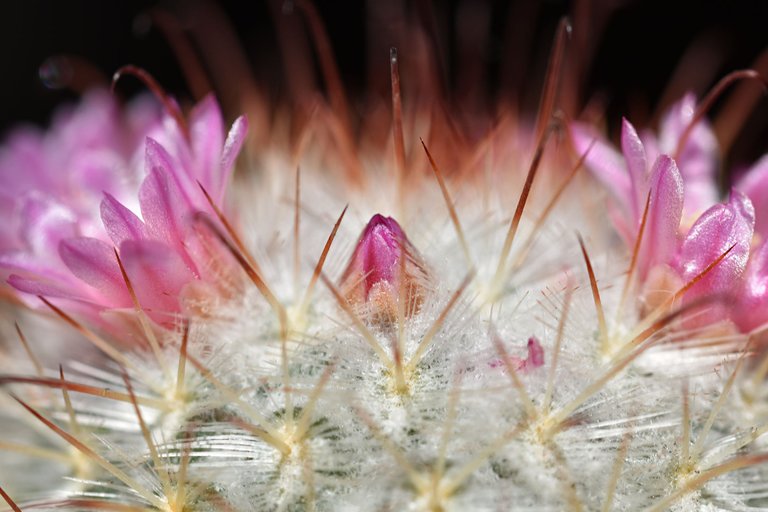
[572,94,768,333]
[0,91,247,329]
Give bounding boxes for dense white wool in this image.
[1,128,768,512]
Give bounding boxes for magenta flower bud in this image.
[522,337,545,370]
[340,214,429,323]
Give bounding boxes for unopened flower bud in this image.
[340,214,429,323]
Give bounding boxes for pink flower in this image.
[339,214,429,323]
[571,94,761,331]
[571,119,685,280]
[572,94,719,233]
[0,91,159,253]
[0,91,248,329]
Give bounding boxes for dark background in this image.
[1,0,766,165]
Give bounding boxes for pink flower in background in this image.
[0,90,159,253]
[572,94,767,332]
[736,154,768,240]
[642,93,720,221]
[571,93,720,241]
[571,118,686,280]
[0,91,248,328]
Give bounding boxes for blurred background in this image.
[1,0,766,166]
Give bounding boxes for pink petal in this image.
[100,193,147,246]
[620,118,648,220]
[736,154,768,240]
[640,129,661,168]
[733,241,768,332]
[119,239,196,322]
[138,167,200,276]
[217,115,248,203]
[729,190,755,234]
[8,274,87,303]
[676,190,755,323]
[659,93,719,217]
[355,215,405,298]
[638,155,684,279]
[0,251,70,280]
[58,237,131,307]
[145,137,195,207]
[0,129,48,196]
[189,95,224,195]
[139,167,187,243]
[570,122,632,215]
[7,274,108,327]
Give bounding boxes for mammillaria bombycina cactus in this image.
[0,4,767,512]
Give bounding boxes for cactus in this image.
[1,5,767,512]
